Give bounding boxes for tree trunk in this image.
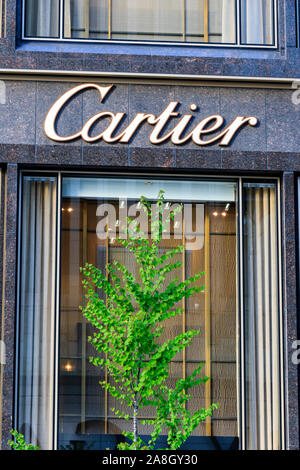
[133,399,138,447]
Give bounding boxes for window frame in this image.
[297,0,300,47]
[14,169,285,450]
[21,0,278,49]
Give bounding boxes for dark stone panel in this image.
[5,234,17,276]
[0,81,36,145]
[1,311,15,449]
[266,89,300,153]
[268,152,300,172]
[130,54,153,73]
[220,87,267,151]
[280,173,298,449]
[83,145,128,166]
[0,170,5,234]
[1,51,296,79]
[34,52,84,72]
[35,144,82,165]
[221,150,268,170]
[5,0,17,37]
[1,164,18,451]
[150,55,182,75]
[285,0,297,48]
[286,307,299,450]
[129,147,175,168]
[278,0,286,51]
[284,237,297,313]
[175,57,223,76]
[176,148,221,169]
[83,54,132,73]
[0,37,16,57]
[0,175,4,380]
[221,58,279,78]
[127,84,175,149]
[0,53,37,69]
[0,144,35,163]
[171,85,221,150]
[6,164,18,235]
[282,172,297,243]
[279,175,298,449]
[1,414,13,450]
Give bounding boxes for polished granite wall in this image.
[0,80,299,160]
[0,78,299,449]
[0,0,299,452]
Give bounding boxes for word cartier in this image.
[44,83,258,146]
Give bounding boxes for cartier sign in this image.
[44,83,258,146]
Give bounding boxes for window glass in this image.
[240,0,274,45]
[186,0,236,44]
[58,177,238,450]
[111,0,182,42]
[24,0,276,46]
[17,176,57,450]
[243,182,282,450]
[24,0,60,38]
[17,175,284,450]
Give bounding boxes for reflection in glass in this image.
[58,177,238,450]
[111,0,182,42]
[24,0,276,46]
[186,0,236,44]
[63,0,237,43]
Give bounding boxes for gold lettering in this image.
[218,116,258,146]
[149,102,180,144]
[81,111,126,143]
[44,83,259,148]
[191,115,224,145]
[44,83,113,142]
[118,113,156,143]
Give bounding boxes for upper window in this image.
[23,0,276,47]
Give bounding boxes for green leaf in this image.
[81,191,217,451]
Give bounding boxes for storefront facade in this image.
[0,0,299,451]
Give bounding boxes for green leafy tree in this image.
[81,191,218,450]
[8,430,39,451]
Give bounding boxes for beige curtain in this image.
[241,0,274,44]
[222,0,236,43]
[65,0,110,39]
[244,185,281,450]
[18,177,57,450]
[25,0,59,37]
[65,0,90,38]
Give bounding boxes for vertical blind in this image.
[24,0,275,45]
[243,183,282,450]
[18,177,57,450]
